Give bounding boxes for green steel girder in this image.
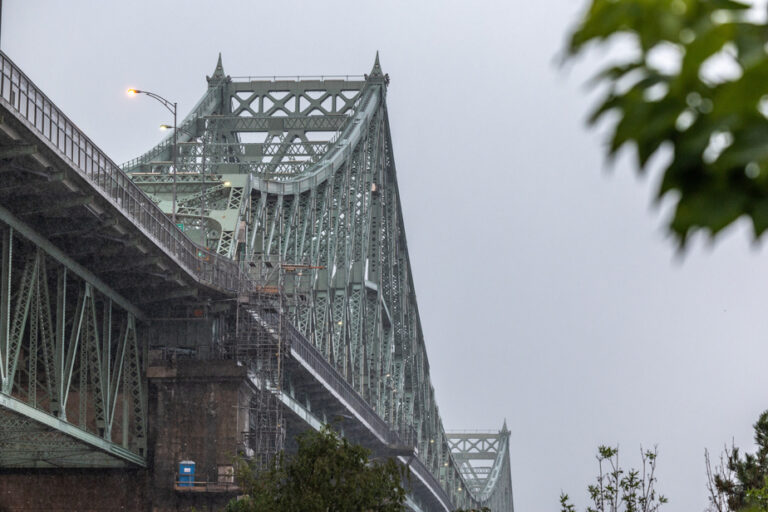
[1,228,10,389]
[123,54,513,511]
[447,426,515,510]
[0,219,147,467]
[0,394,144,468]
[0,205,145,320]
[0,143,36,159]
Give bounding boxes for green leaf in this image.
[566,0,768,245]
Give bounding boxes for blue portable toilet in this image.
[178,460,195,487]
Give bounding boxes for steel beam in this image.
[0,228,9,388]
[116,54,514,511]
[0,204,144,320]
[0,143,36,159]
[0,393,145,467]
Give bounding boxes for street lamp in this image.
[127,88,179,224]
[161,123,209,243]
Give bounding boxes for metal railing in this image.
[409,455,455,512]
[121,80,220,172]
[263,310,413,450]
[0,51,244,294]
[230,74,366,82]
[120,138,172,172]
[174,477,239,493]
[268,314,461,510]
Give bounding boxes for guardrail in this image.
[262,310,414,450]
[174,479,239,493]
[121,86,219,171]
[409,455,455,512]
[0,51,244,294]
[264,312,459,510]
[120,138,172,171]
[230,74,366,82]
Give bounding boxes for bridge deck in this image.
[0,50,513,511]
[0,51,243,307]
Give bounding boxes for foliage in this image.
[706,410,768,511]
[744,478,768,512]
[224,425,409,512]
[560,445,667,512]
[566,0,768,245]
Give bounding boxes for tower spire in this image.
[371,51,383,77]
[366,51,389,85]
[207,52,227,86]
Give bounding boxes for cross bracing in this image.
[0,49,247,471]
[123,54,515,511]
[0,223,147,467]
[0,45,512,510]
[447,426,515,510]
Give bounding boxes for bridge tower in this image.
[0,49,515,512]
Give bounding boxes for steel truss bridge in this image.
[0,50,514,511]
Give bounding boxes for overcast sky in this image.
[7,1,768,511]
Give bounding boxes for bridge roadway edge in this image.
[0,50,512,511]
[0,96,449,510]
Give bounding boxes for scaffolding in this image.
[228,259,286,469]
[229,257,313,471]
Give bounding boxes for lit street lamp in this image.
[161,123,208,237]
[127,88,179,224]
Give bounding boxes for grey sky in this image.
[6,1,768,511]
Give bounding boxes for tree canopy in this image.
[560,445,667,512]
[707,410,768,511]
[567,0,768,246]
[224,425,409,512]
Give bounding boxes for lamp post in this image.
[161,124,206,238]
[128,88,178,224]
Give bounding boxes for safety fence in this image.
[0,51,243,294]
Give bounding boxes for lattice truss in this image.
[0,409,131,468]
[0,225,147,467]
[123,55,366,261]
[124,55,513,510]
[447,426,515,511]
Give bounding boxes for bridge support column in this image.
[146,354,256,512]
[0,468,147,510]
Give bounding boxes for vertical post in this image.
[200,134,206,241]
[122,371,129,448]
[78,286,88,428]
[276,265,283,393]
[172,102,177,224]
[102,298,112,439]
[28,262,38,406]
[0,227,11,390]
[54,267,66,418]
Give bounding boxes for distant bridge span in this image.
[0,50,513,511]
